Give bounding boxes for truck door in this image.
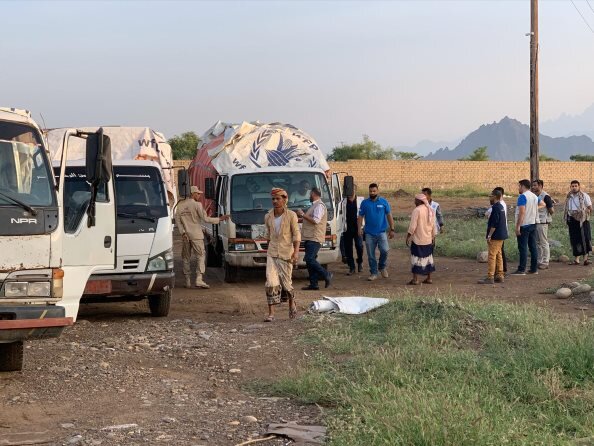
[332,172,345,234]
[57,130,117,319]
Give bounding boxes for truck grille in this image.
[123,259,140,270]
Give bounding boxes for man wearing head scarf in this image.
[565,180,593,265]
[405,194,436,285]
[176,186,229,289]
[264,188,301,322]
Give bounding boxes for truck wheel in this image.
[148,289,171,317]
[206,242,222,267]
[0,342,24,372]
[224,261,239,283]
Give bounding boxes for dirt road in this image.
[1,230,593,445]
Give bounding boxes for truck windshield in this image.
[230,172,334,218]
[0,121,54,207]
[59,165,168,232]
[114,166,168,219]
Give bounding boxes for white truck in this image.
[46,127,175,317]
[0,108,116,371]
[187,121,353,282]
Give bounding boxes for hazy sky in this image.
[3,0,594,153]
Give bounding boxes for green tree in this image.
[327,135,396,161]
[524,154,558,161]
[395,151,422,160]
[459,146,489,161]
[168,131,200,160]
[570,154,594,161]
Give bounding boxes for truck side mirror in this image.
[177,168,191,199]
[85,128,112,184]
[343,175,355,197]
[83,128,112,228]
[205,178,216,200]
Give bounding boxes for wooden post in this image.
[530,0,539,181]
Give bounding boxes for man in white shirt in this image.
[512,179,539,275]
[290,180,311,205]
[297,188,333,290]
[422,188,444,235]
[565,180,593,265]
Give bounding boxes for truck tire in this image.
[224,261,239,283]
[206,242,222,268]
[0,342,24,372]
[148,289,171,317]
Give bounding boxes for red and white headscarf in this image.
[415,193,434,224]
[271,188,288,199]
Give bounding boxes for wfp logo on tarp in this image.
[138,139,158,148]
[249,130,316,168]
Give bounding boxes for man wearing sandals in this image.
[405,194,436,285]
[565,180,592,266]
[264,188,300,322]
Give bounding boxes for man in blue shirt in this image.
[478,189,508,284]
[357,183,396,281]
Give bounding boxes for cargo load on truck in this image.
[46,127,175,202]
[190,121,329,191]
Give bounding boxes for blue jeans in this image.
[365,232,389,275]
[304,240,328,287]
[517,224,538,272]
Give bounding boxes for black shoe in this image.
[325,272,334,288]
[347,268,355,276]
[358,263,363,273]
[510,270,526,276]
[301,285,319,291]
[527,270,538,275]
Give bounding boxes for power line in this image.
[586,0,594,14]
[570,0,594,33]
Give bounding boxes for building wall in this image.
[172,159,594,194]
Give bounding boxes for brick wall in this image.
[173,159,594,194]
[329,160,594,194]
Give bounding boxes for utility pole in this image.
[529,0,539,182]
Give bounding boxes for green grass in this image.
[392,213,572,262]
[265,298,594,445]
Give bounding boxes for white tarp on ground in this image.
[45,127,175,199]
[200,121,330,173]
[310,296,390,315]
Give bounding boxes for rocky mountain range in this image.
[424,116,594,161]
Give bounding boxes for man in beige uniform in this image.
[264,188,300,322]
[176,186,228,289]
[297,187,333,290]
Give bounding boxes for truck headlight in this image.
[147,249,174,272]
[4,281,51,297]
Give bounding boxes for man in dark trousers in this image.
[342,191,364,275]
[478,189,508,284]
[297,188,333,290]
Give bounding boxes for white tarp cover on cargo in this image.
[201,121,330,173]
[310,296,390,315]
[46,127,175,200]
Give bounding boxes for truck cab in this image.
[0,108,116,371]
[202,167,346,282]
[56,160,174,316]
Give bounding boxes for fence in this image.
[172,159,594,194]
